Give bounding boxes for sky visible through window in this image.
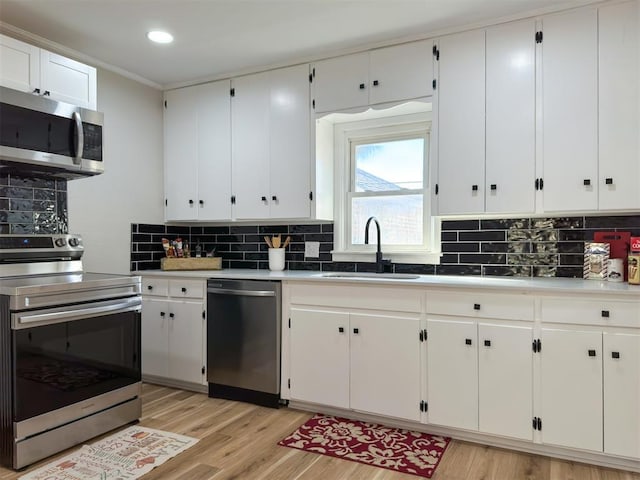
[355,138,424,191]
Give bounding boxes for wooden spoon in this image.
[272,235,281,248]
[283,236,291,248]
[264,235,273,248]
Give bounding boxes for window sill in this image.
[331,250,442,265]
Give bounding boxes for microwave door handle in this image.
[72,111,84,165]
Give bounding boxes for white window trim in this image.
[331,111,441,264]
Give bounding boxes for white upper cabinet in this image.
[436,29,486,215]
[598,0,640,211]
[368,40,433,105]
[312,40,433,113]
[232,64,311,220]
[0,34,96,109]
[164,80,232,221]
[485,20,536,214]
[541,8,598,212]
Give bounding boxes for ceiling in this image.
[0,0,597,89]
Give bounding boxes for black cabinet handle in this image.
[338,327,344,333]
[612,351,620,359]
[353,328,359,334]
[473,303,481,310]
[199,199,204,206]
[189,199,194,205]
[472,185,478,192]
[465,338,472,345]
[160,311,165,317]
[601,310,610,318]
[588,349,596,357]
[33,88,41,94]
[484,340,491,347]
[272,195,277,201]
[181,287,187,293]
[261,196,267,202]
[359,83,365,89]
[43,90,50,96]
[490,184,497,191]
[605,178,614,185]
[169,313,175,318]
[147,285,153,290]
[583,179,591,186]
[373,79,379,86]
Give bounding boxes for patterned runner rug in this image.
[19,426,198,480]
[278,413,450,478]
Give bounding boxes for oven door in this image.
[12,296,141,422]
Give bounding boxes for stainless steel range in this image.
[0,234,142,470]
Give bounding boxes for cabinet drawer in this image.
[541,297,640,328]
[426,291,534,321]
[142,277,168,297]
[168,279,205,299]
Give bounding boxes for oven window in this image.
[13,310,140,422]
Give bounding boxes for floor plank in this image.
[1,384,638,480]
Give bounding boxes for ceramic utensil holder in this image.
[268,248,285,271]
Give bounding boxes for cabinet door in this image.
[141,298,169,378]
[312,52,369,113]
[195,80,232,220]
[368,40,432,105]
[289,308,350,408]
[598,1,640,211]
[269,65,311,219]
[350,313,421,421]
[437,29,485,215]
[485,20,536,214]
[168,300,205,384]
[603,331,640,459]
[426,317,478,430]
[40,50,97,109]
[164,87,199,221]
[0,33,40,92]
[542,9,598,212]
[231,71,270,219]
[540,327,602,452]
[478,322,533,441]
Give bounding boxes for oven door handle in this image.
[12,296,141,329]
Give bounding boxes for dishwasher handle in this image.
[207,287,276,297]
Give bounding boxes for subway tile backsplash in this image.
[131,214,640,278]
[0,173,68,234]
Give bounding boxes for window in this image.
[326,104,440,264]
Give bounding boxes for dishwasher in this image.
[207,279,282,408]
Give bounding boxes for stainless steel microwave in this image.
[0,86,104,178]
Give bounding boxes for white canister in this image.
[607,258,624,282]
[268,248,285,271]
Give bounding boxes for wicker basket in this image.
[160,257,222,271]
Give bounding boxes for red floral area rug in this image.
[278,413,450,478]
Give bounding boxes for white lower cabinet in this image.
[141,277,207,389]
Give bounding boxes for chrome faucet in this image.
[364,216,391,273]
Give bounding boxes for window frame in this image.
[331,112,441,264]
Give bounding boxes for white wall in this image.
[68,68,164,274]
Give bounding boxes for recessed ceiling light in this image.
[147,30,173,44]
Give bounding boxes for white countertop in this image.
[133,268,640,296]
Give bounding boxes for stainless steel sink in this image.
[320,272,420,280]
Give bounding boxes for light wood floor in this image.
[2,383,639,480]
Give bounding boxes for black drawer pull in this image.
[484,340,491,347]
[272,195,277,201]
[490,184,497,191]
[169,313,175,318]
[612,351,620,359]
[147,285,153,290]
[338,327,344,333]
[189,199,194,205]
[373,80,379,86]
[601,310,610,318]
[160,311,165,317]
[199,199,204,205]
[473,303,481,310]
[583,179,591,186]
[472,185,478,192]
[588,349,596,357]
[353,328,359,334]
[465,338,472,345]
[359,83,365,89]
[605,178,613,185]
[261,196,267,202]
[181,287,187,293]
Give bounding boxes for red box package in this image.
[631,237,640,253]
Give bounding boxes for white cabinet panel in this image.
[269,64,311,219]
[485,20,536,214]
[479,322,533,441]
[350,313,421,421]
[168,300,205,384]
[426,317,478,430]
[603,331,640,459]
[312,52,369,113]
[368,40,433,105]
[598,1,640,211]
[232,71,271,219]
[437,29,486,215]
[289,308,350,408]
[0,33,39,92]
[40,51,96,110]
[542,9,598,212]
[540,327,602,452]
[141,298,169,378]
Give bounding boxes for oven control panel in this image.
[0,234,84,258]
